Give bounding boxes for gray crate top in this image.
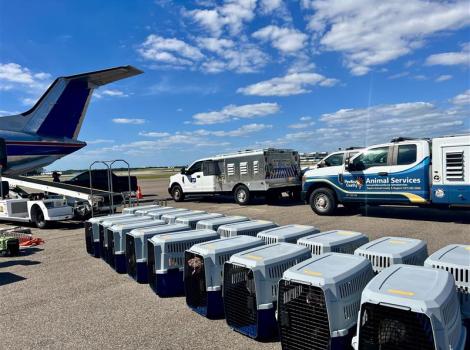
[88,213,133,224]
[161,210,206,220]
[364,264,454,305]
[257,224,319,239]
[128,223,189,238]
[197,215,248,226]
[143,207,179,216]
[176,213,224,224]
[124,204,161,213]
[189,235,264,255]
[355,236,426,256]
[110,219,165,232]
[283,253,371,286]
[101,215,151,227]
[150,208,189,216]
[230,242,310,268]
[298,230,367,247]
[149,229,218,244]
[425,244,470,267]
[218,220,277,231]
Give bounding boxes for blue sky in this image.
[0,0,469,170]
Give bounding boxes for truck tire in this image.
[171,185,185,202]
[32,206,48,229]
[309,188,337,215]
[234,185,251,205]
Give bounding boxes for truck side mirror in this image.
[317,160,325,168]
[180,167,186,175]
[345,158,355,171]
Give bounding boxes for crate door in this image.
[442,146,469,185]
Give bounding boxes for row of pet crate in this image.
[84,204,470,350]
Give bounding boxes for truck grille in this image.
[359,303,435,350]
[223,263,257,334]
[126,235,136,277]
[278,280,330,350]
[147,241,156,287]
[106,229,115,267]
[184,252,207,310]
[84,222,93,254]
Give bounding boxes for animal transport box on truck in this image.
[302,135,470,215]
[168,148,301,205]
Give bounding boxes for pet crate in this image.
[223,243,311,340]
[108,219,165,273]
[257,224,319,244]
[161,210,207,224]
[147,229,219,297]
[425,244,470,320]
[356,264,467,350]
[195,215,249,230]
[99,215,151,262]
[297,230,369,256]
[123,204,161,215]
[218,220,278,238]
[125,223,189,283]
[85,213,134,257]
[354,236,428,274]
[175,213,224,229]
[148,207,189,220]
[185,235,264,319]
[135,206,174,216]
[278,253,374,350]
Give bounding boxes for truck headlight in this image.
[435,189,445,198]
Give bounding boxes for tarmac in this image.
[1,178,469,349]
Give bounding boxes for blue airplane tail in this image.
[4,65,142,140]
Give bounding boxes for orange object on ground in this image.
[19,238,45,247]
[137,186,143,199]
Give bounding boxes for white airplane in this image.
[0,65,143,175]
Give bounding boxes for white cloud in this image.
[138,35,204,68]
[21,97,37,106]
[112,118,146,125]
[435,75,453,82]
[86,139,115,144]
[303,0,470,75]
[259,0,284,14]
[425,42,470,66]
[139,131,171,137]
[192,102,280,125]
[300,116,313,121]
[207,123,272,136]
[0,62,51,96]
[94,89,129,99]
[237,72,338,96]
[187,0,257,37]
[252,25,307,53]
[451,90,470,106]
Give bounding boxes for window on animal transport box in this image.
[203,161,222,176]
[185,252,207,308]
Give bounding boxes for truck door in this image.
[183,161,203,193]
[341,146,392,203]
[201,160,221,192]
[388,142,429,203]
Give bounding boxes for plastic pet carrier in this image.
[85,213,134,257]
[355,264,467,350]
[101,215,152,262]
[218,220,278,238]
[278,253,374,350]
[108,219,165,273]
[147,229,219,297]
[185,236,264,319]
[297,230,369,256]
[354,236,428,274]
[195,215,249,230]
[223,243,311,340]
[126,223,188,283]
[425,244,470,321]
[147,207,189,220]
[123,204,161,215]
[175,213,224,229]
[161,210,207,224]
[257,224,319,244]
[135,206,173,216]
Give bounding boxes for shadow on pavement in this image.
[0,272,27,286]
[0,259,41,269]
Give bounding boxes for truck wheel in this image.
[171,185,185,202]
[234,185,251,205]
[32,207,48,229]
[309,188,337,215]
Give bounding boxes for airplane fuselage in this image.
[1,130,86,175]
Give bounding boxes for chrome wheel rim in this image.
[315,194,329,211]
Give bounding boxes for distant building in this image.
[299,152,328,167]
